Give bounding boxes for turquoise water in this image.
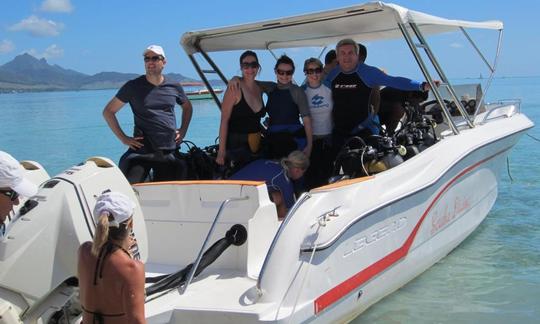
[1,78,538,323]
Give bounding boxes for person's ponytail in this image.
[91,212,110,256]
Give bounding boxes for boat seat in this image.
[134,180,280,279]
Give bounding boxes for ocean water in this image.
[0,78,538,323]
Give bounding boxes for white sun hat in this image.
[143,44,166,59]
[93,192,135,228]
[0,151,38,197]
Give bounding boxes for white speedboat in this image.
[0,2,534,323]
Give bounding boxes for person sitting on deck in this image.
[229,151,309,220]
[78,192,146,324]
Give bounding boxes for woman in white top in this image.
[301,57,334,189]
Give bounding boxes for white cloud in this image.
[27,44,64,59]
[9,15,64,37]
[450,42,463,48]
[40,0,74,13]
[0,40,15,54]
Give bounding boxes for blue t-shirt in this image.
[116,76,186,150]
[229,159,295,209]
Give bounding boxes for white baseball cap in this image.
[143,45,166,59]
[93,192,135,228]
[0,151,38,197]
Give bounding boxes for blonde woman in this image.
[230,151,309,219]
[78,192,145,324]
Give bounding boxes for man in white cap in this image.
[103,44,193,183]
[0,151,38,224]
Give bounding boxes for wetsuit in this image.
[261,82,310,158]
[324,63,423,145]
[81,243,131,324]
[302,83,334,188]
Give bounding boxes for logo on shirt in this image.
[311,94,324,106]
[334,84,358,89]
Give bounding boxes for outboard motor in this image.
[0,157,147,324]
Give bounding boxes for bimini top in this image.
[181,2,503,55]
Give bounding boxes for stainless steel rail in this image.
[179,196,249,294]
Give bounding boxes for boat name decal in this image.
[430,196,471,235]
[343,217,407,258]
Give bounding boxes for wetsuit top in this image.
[229,159,295,209]
[324,63,423,135]
[302,83,333,136]
[116,75,187,151]
[259,82,310,127]
[228,90,265,134]
[81,243,131,324]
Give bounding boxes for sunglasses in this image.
[305,68,322,75]
[0,189,19,202]
[276,69,294,76]
[241,61,259,69]
[144,55,163,63]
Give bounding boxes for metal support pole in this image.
[179,196,249,294]
[410,23,474,128]
[398,23,459,135]
[187,54,222,109]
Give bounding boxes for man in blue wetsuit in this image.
[103,45,193,183]
[324,38,433,149]
[229,151,309,219]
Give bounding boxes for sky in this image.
[1,0,539,82]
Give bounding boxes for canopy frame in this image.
[181,2,504,133]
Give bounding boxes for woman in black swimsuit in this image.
[216,50,266,170]
[78,192,145,324]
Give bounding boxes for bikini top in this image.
[82,242,132,324]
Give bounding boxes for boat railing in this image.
[399,22,503,135]
[179,195,249,295]
[480,99,521,124]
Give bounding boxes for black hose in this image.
[145,224,247,297]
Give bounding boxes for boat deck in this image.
[145,267,274,323]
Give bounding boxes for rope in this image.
[506,156,514,183]
[526,133,540,142]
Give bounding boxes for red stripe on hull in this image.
[314,147,509,314]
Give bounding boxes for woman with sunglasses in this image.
[264,55,313,159]
[0,151,38,226]
[216,50,266,170]
[301,58,334,189]
[78,192,146,324]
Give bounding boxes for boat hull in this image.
[139,111,532,323]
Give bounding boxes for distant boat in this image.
[186,88,223,100]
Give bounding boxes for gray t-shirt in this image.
[116,76,186,150]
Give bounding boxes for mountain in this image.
[0,54,211,92]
